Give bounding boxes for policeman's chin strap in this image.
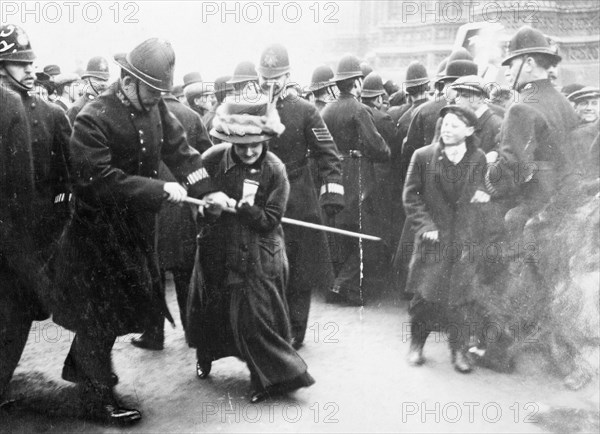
[2,66,31,93]
[87,78,100,97]
[134,78,151,113]
[511,55,526,92]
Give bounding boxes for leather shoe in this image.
[250,390,270,404]
[453,350,473,374]
[131,334,164,351]
[92,404,142,425]
[407,346,425,366]
[196,361,212,379]
[62,363,119,386]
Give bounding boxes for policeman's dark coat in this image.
[187,144,312,390]
[403,140,488,305]
[363,101,396,244]
[268,93,344,293]
[322,92,390,230]
[67,93,95,126]
[487,78,579,212]
[158,94,213,271]
[476,107,503,153]
[1,80,72,260]
[51,83,213,335]
[0,86,48,319]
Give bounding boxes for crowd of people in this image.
[1,21,598,426]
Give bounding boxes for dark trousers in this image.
[169,267,193,330]
[65,330,116,399]
[0,294,33,399]
[331,232,363,304]
[409,295,472,352]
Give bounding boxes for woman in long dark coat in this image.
[403,105,490,373]
[186,99,315,403]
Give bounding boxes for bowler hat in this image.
[36,64,61,81]
[439,60,478,82]
[114,38,175,91]
[227,61,258,84]
[183,72,203,89]
[502,25,561,66]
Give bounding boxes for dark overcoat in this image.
[0,86,47,318]
[0,80,72,259]
[157,95,213,271]
[403,140,488,305]
[51,83,213,335]
[487,79,579,213]
[187,144,310,389]
[322,92,390,230]
[268,93,343,292]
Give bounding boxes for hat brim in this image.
[226,76,258,85]
[256,66,290,79]
[333,72,363,82]
[568,90,600,103]
[210,129,273,144]
[308,81,335,92]
[113,53,170,92]
[405,78,430,87]
[501,49,561,66]
[451,84,485,95]
[361,89,386,98]
[35,72,51,81]
[440,105,477,127]
[81,72,110,81]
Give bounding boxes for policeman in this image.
[322,55,390,306]
[389,61,431,270]
[307,65,336,113]
[256,43,344,347]
[51,38,224,424]
[0,85,47,407]
[360,72,396,270]
[0,23,71,406]
[486,25,579,230]
[132,76,214,351]
[0,24,71,268]
[67,56,111,124]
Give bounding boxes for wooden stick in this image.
[182,196,382,241]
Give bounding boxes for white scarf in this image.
[444,143,467,165]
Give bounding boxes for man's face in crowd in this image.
[259,72,289,99]
[1,61,35,89]
[575,98,600,123]
[505,57,525,89]
[194,93,216,111]
[137,80,163,107]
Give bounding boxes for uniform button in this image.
[240,244,248,252]
[160,139,164,144]
[30,102,36,108]
[140,139,144,144]
[139,130,144,135]
[33,138,39,143]
[33,119,39,125]
[130,113,135,118]
[141,147,147,152]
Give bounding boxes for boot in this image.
[131,329,164,351]
[407,341,425,366]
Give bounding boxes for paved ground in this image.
[1,277,599,433]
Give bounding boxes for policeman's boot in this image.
[83,380,141,425]
[131,320,164,351]
[407,325,427,366]
[451,347,473,374]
